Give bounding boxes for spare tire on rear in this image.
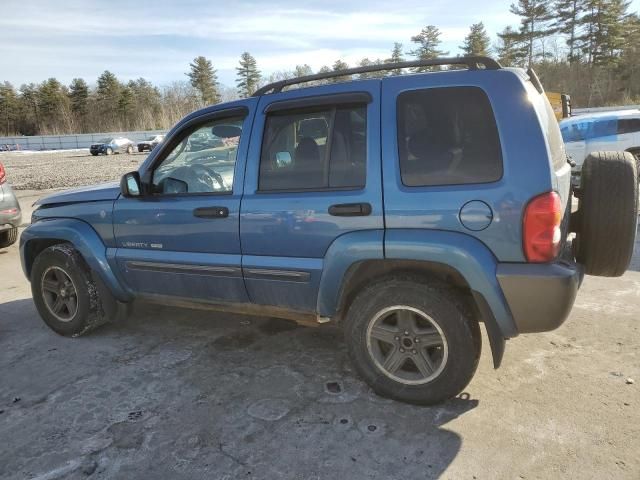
[575,151,638,276]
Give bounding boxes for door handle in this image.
[193,206,229,219]
[328,202,372,217]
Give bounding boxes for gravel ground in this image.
[0,150,146,190]
[0,153,638,479]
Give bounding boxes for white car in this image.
[560,110,640,178]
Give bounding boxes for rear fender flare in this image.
[384,229,517,338]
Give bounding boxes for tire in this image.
[576,151,639,277]
[106,147,113,156]
[127,145,133,154]
[343,276,481,405]
[31,244,108,337]
[626,149,640,178]
[0,227,18,248]
[138,146,144,153]
[91,152,98,156]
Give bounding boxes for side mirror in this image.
[120,171,142,197]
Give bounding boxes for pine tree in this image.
[618,13,640,99]
[0,82,18,136]
[68,78,88,116]
[580,0,631,66]
[509,0,555,66]
[460,22,491,56]
[496,26,529,66]
[37,78,71,134]
[236,52,261,97]
[328,59,351,83]
[409,26,449,71]
[552,0,587,63]
[294,64,313,77]
[95,70,122,130]
[187,56,220,105]
[357,58,386,79]
[385,42,405,74]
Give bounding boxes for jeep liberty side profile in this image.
[20,58,639,405]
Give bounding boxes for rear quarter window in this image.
[397,86,503,187]
[529,87,566,171]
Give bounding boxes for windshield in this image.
[98,138,111,143]
[147,136,157,141]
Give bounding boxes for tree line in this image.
[1,0,638,137]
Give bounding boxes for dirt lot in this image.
[0,150,146,191]
[0,151,639,479]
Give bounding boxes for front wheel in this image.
[126,145,133,154]
[344,276,480,405]
[31,244,109,336]
[106,147,113,155]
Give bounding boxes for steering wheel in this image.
[170,164,226,192]
[192,164,226,191]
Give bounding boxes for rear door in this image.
[240,82,383,312]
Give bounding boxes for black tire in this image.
[343,276,481,405]
[31,244,108,336]
[106,147,113,156]
[626,149,640,178]
[0,227,18,248]
[91,152,98,156]
[576,151,639,276]
[138,146,144,153]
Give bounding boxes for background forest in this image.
[1,0,638,136]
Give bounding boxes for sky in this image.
[1,0,638,89]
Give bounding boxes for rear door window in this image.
[397,87,502,186]
[259,105,367,191]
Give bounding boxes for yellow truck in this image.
[546,92,572,120]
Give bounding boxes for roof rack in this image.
[253,56,502,96]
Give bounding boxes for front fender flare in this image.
[20,218,132,302]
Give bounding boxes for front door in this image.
[113,103,255,303]
[240,83,384,312]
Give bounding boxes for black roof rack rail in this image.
[253,56,502,96]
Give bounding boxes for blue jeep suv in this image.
[20,58,638,404]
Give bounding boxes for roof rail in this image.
[253,56,502,96]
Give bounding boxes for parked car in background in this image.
[0,162,22,248]
[137,135,165,152]
[90,137,135,156]
[560,110,640,181]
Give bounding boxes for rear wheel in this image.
[0,227,18,248]
[344,276,480,405]
[31,244,108,336]
[575,151,638,276]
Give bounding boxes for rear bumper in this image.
[0,200,22,231]
[497,261,583,334]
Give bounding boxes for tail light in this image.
[0,163,5,184]
[523,191,563,262]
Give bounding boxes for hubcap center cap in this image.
[402,337,413,348]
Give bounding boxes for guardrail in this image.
[0,130,167,151]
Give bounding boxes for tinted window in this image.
[617,118,640,134]
[259,105,366,191]
[397,87,502,186]
[152,117,242,194]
